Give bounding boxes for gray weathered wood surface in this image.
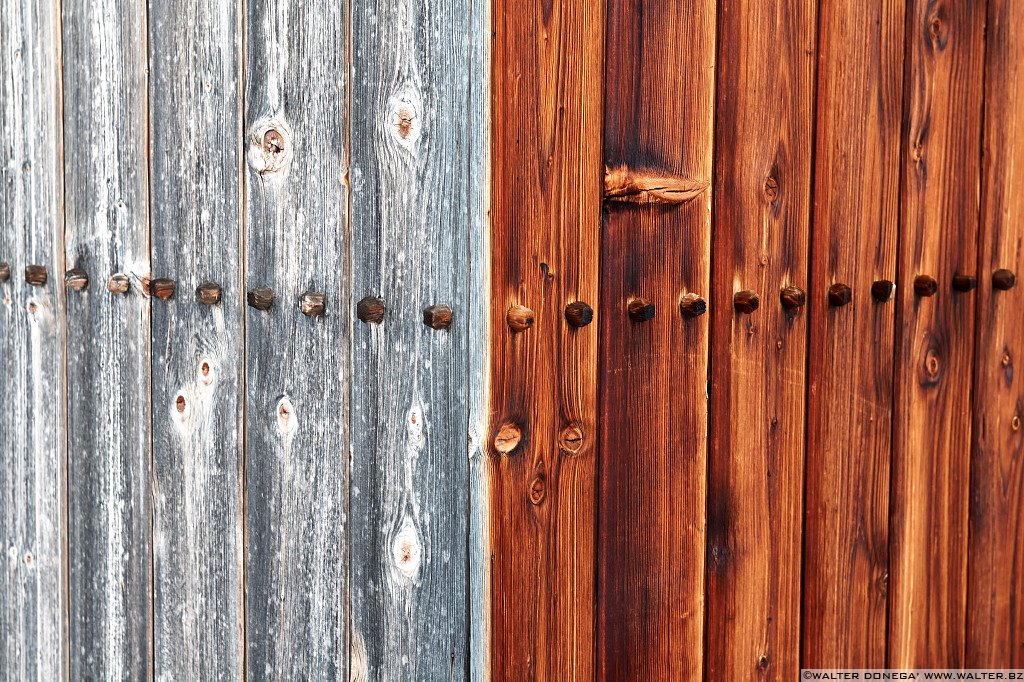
[349,0,484,675]
[243,0,351,677]
[0,0,67,678]
[62,0,152,676]
[149,0,245,677]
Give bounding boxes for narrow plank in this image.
[243,0,350,676]
[888,0,986,666]
[707,0,816,679]
[0,0,67,678]
[348,0,483,674]
[61,0,151,676]
[596,0,714,678]
[488,0,605,676]
[148,0,244,676]
[966,0,1024,665]
[801,0,904,666]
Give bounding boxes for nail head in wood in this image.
[627,298,655,322]
[493,423,522,455]
[356,295,385,323]
[506,304,534,332]
[151,278,176,301]
[107,273,131,294]
[25,265,47,286]
[0,262,10,282]
[779,285,806,310]
[196,281,223,305]
[423,304,453,330]
[733,290,759,314]
[563,301,593,328]
[951,274,977,292]
[871,280,895,302]
[247,287,275,311]
[827,283,852,307]
[913,274,938,297]
[299,291,327,317]
[679,293,707,318]
[65,268,89,292]
[993,268,1016,291]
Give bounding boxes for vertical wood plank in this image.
[707,0,816,679]
[966,0,1024,666]
[148,0,244,676]
[488,0,605,676]
[62,0,151,676]
[596,0,713,679]
[801,0,904,667]
[888,0,985,667]
[243,0,350,676]
[348,0,484,674]
[0,0,67,678]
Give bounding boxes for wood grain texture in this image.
[61,0,151,677]
[243,0,350,676]
[707,0,816,679]
[0,0,67,678]
[966,0,1024,666]
[348,0,483,674]
[597,0,713,679]
[148,0,244,676]
[888,0,985,667]
[488,0,604,677]
[801,0,904,667]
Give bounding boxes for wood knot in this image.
[993,269,1016,291]
[387,96,421,146]
[107,273,131,294]
[175,395,186,414]
[913,274,938,297]
[828,283,852,307]
[151,278,176,301]
[762,175,779,203]
[627,297,655,322]
[298,290,327,317]
[25,265,47,286]
[528,475,546,505]
[260,129,289,173]
[506,304,534,332]
[1002,352,1012,368]
[493,423,522,455]
[423,304,453,330]
[356,296,385,323]
[247,287,275,311]
[927,9,948,49]
[951,274,977,292]
[195,282,223,305]
[603,165,708,204]
[249,120,293,175]
[733,290,759,314]
[922,346,942,385]
[1013,415,1021,432]
[564,301,593,328]
[0,261,9,282]
[558,424,584,455]
[871,279,895,302]
[65,268,89,292]
[679,293,707,318]
[758,654,770,670]
[779,285,805,311]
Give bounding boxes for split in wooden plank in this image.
[888,0,986,667]
[707,0,817,679]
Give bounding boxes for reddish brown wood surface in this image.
[801,0,904,667]
[488,0,605,677]
[707,0,816,679]
[966,0,1024,666]
[597,0,714,679]
[888,0,986,667]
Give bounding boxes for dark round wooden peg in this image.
[423,304,453,330]
[564,301,593,328]
[827,283,852,307]
[993,268,1016,291]
[951,274,977,292]
[733,290,759,314]
[679,293,707,318]
[0,262,10,282]
[627,298,655,322]
[779,285,806,311]
[196,282,223,305]
[65,268,89,292]
[25,265,47,286]
[150,278,176,301]
[871,280,895,302]
[356,295,385,323]
[913,274,938,297]
[298,291,327,317]
[506,304,534,332]
[247,287,275,311]
[107,273,131,294]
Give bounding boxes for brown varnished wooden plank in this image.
[596,0,714,679]
[888,0,985,667]
[707,0,816,679]
[488,0,605,677]
[801,0,904,667]
[966,0,1024,666]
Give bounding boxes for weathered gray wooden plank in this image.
[243,0,350,677]
[148,0,244,677]
[349,0,484,674]
[61,0,151,677]
[0,0,67,678]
